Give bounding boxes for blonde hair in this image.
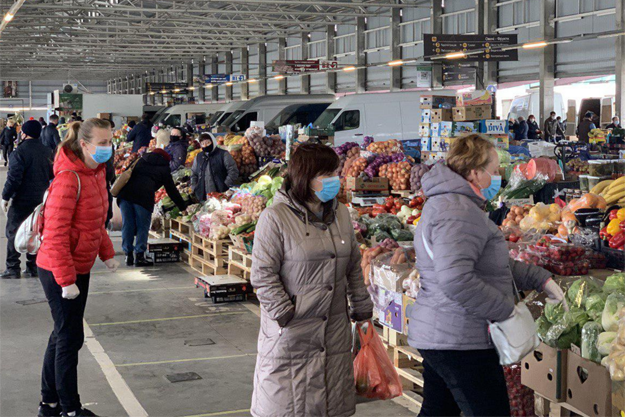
[155,128,171,148]
[446,134,495,180]
[62,118,111,160]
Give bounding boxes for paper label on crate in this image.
[439,122,453,137]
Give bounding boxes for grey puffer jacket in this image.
[251,187,373,417]
[409,163,551,351]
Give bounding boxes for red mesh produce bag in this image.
[353,322,403,400]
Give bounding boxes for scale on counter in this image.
[350,192,388,206]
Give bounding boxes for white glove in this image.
[62,284,80,300]
[1,200,9,214]
[544,279,569,311]
[104,258,120,272]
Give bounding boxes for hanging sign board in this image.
[442,63,476,86]
[424,34,518,61]
[272,60,339,74]
[205,74,247,84]
[146,82,188,92]
[416,65,433,88]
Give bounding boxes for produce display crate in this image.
[230,234,253,254]
[191,235,229,275]
[565,351,616,417]
[189,254,227,276]
[521,343,568,403]
[170,218,192,237]
[228,246,253,281]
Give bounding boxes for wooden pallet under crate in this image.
[381,326,424,409]
[228,246,252,280]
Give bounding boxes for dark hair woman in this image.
[250,143,373,417]
[36,118,120,417]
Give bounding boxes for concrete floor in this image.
[0,166,418,417]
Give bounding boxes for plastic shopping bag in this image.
[353,322,403,400]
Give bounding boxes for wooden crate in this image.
[191,235,229,272]
[533,393,590,417]
[189,254,227,276]
[228,246,252,280]
[170,218,192,236]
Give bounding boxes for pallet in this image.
[190,235,229,273]
[189,254,227,276]
[170,218,192,236]
[228,246,252,281]
[533,393,592,417]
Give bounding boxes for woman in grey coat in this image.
[411,134,566,416]
[250,143,373,417]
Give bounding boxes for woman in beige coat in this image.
[251,143,373,417]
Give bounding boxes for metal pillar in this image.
[326,26,337,94]
[355,17,366,93]
[241,48,250,100]
[390,8,401,91]
[431,0,443,88]
[259,43,268,96]
[301,32,311,94]
[186,62,194,102]
[278,38,287,94]
[539,0,556,124]
[107,80,111,94]
[483,0,498,88]
[616,0,625,117]
[198,60,206,102]
[211,55,219,102]
[225,51,233,101]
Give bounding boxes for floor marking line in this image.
[184,409,251,417]
[90,311,246,326]
[242,302,261,318]
[90,286,196,295]
[115,353,255,367]
[83,320,149,417]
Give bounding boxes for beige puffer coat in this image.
[251,187,373,417]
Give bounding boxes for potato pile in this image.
[379,161,412,190]
[241,195,267,220]
[502,205,532,228]
[342,156,368,178]
[410,164,430,192]
[366,139,402,155]
[240,140,258,177]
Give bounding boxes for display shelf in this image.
[193,234,229,257]
[228,246,252,281]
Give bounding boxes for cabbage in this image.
[598,332,616,356]
[390,229,414,242]
[565,308,590,329]
[602,292,625,332]
[604,273,625,294]
[556,326,580,349]
[545,302,565,324]
[536,316,551,342]
[496,148,511,167]
[581,321,603,363]
[567,277,602,309]
[256,175,273,186]
[585,293,607,322]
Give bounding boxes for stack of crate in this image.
[419,95,456,164]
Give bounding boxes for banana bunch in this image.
[592,177,625,205]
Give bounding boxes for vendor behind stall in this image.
[191,133,238,202]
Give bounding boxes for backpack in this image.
[15,170,81,255]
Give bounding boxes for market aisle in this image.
[0,164,418,417]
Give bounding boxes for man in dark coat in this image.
[0,119,18,166]
[527,115,540,140]
[1,120,53,278]
[191,133,239,202]
[576,112,597,144]
[512,116,529,140]
[164,128,188,172]
[126,114,153,153]
[41,114,61,152]
[607,116,620,130]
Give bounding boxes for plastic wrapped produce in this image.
[604,309,625,381]
[604,273,625,294]
[390,228,414,242]
[334,142,360,157]
[504,364,535,417]
[585,293,607,322]
[342,156,368,178]
[581,321,603,363]
[603,292,625,332]
[371,249,416,291]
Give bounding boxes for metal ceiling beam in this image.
[182,0,430,8]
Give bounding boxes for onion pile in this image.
[362,136,374,149]
[241,195,267,220]
[410,164,430,192]
[379,161,412,190]
[343,156,368,178]
[240,140,258,177]
[249,134,286,158]
[366,140,402,155]
[334,142,360,157]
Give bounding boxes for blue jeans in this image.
[119,199,151,254]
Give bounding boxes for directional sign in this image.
[146,82,189,92]
[205,74,246,84]
[424,34,518,61]
[442,63,476,86]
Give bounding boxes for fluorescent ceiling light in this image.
[4,13,14,22]
[388,60,404,66]
[343,66,357,72]
[445,52,466,59]
[225,82,233,86]
[522,41,548,49]
[274,75,285,80]
[247,79,257,83]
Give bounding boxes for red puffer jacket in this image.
[37,147,115,287]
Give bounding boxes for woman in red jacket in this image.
[37,119,120,417]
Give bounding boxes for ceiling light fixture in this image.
[225,82,233,86]
[388,60,404,66]
[274,75,285,80]
[247,79,258,83]
[4,13,14,22]
[522,41,548,49]
[343,66,357,72]
[445,52,466,59]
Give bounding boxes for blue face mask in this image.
[481,170,502,201]
[88,144,112,164]
[314,176,340,202]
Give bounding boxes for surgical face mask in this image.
[170,135,181,142]
[314,176,340,202]
[87,142,112,164]
[615,120,620,126]
[481,170,502,201]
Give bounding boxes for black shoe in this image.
[23,268,38,278]
[38,402,61,417]
[0,269,20,279]
[125,252,134,266]
[134,253,154,267]
[61,408,98,417]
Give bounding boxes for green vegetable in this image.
[374,230,392,242]
[585,293,607,322]
[501,177,548,201]
[536,316,551,342]
[556,326,580,349]
[604,273,625,294]
[390,229,414,242]
[231,223,255,235]
[597,332,616,356]
[581,321,603,363]
[545,302,565,324]
[567,278,601,309]
[602,292,625,332]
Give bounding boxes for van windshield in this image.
[508,96,530,121]
[163,113,181,127]
[221,110,244,127]
[266,109,296,130]
[314,108,340,128]
[207,111,223,125]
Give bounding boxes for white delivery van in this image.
[155,103,225,127]
[220,94,335,133]
[507,91,565,123]
[207,101,246,128]
[313,91,455,146]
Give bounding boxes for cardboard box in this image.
[521,343,567,402]
[566,351,615,416]
[431,138,443,152]
[401,294,416,335]
[418,123,431,137]
[487,135,510,150]
[421,137,432,151]
[453,105,492,122]
[430,109,453,123]
[439,121,454,137]
[479,119,509,135]
[452,121,479,136]
[421,151,447,163]
[97,112,112,120]
[613,381,625,412]
[148,238,182,263]
[376,288,403,333]
[421,109,431,123]
[456,90,492,107]
[195,275,250,304]
[430,123,441,137]
[345,176,389,192]
[420,95,456,109]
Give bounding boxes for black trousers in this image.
[39,268,90,414]
[6,203,38,272]
[418,349,510,417]
[2,143,13,162]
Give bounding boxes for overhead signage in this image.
[146,82,189,92]
[416,65,432,88]
[205,74,247,84]
[272,60,339,74]
[442,63,476,86]
[424,34,518,61]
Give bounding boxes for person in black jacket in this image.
[527,115,540,140]
[126,114,153,153]
[164,128,188,172]
[117,149,186,266]
[191,133,239,202]
[512,116,529,140]
[1,120,53,278]
[0,119,18,166]
[41,114,61,153]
